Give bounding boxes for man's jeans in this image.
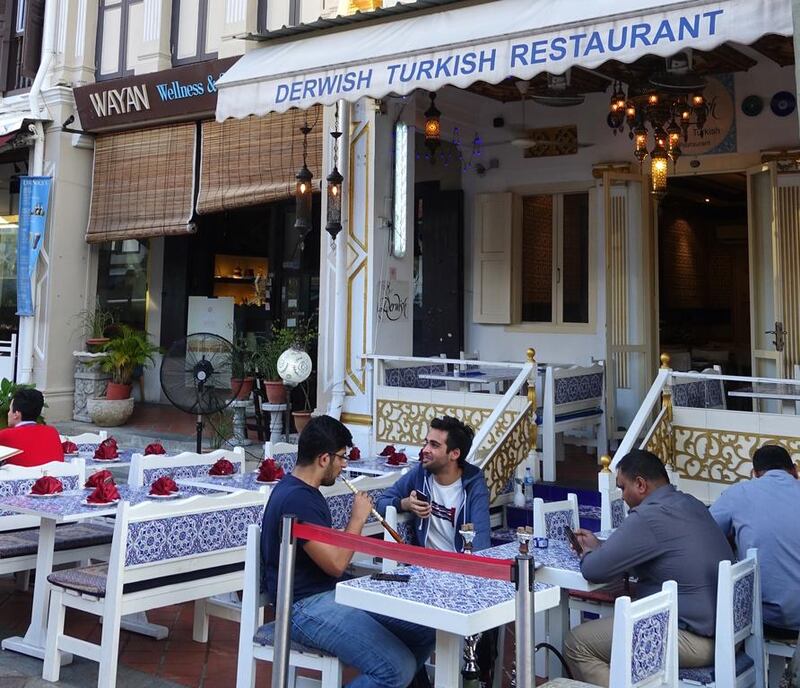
[290,590,436,688]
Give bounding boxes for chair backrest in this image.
[128,447,246,487]
[322,472,401,530]
[608,580,679,687]
[107,490,267,597]
[264,441,298,458]
[383,362,446,389]
[544,363,605,418]
[0,335,17,382]
[533,493,579,540]
[599,466,627,531]
[59,431,109,446]
[700,366,726,410]
[713,548,764,687]
[0,460,86,530]
[671,367,725,410]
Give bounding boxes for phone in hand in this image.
[565,526,583,555]
[413,490,430,503]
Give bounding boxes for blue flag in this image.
[16,176,52,317]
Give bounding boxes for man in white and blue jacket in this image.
[376,416,491,552]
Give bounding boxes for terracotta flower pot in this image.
[86,337,109,353]
[292,411,312,433]
[105,382,132,400]
[232,377,254,400]
[263,380,287,404]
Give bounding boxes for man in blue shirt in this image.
[710,444,800,637]
[261,415,435,688]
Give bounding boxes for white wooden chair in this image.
[541,580,680,688]
[541,363,607,482]
[236,523,342,688]
[598,461,627,533]
[59,431,108,446]
[533,494,579,540]
[765,633,797,688]
[43,490,267,688]
[0,334,17,382]
[127,447,245,487]
[678,549,765,687]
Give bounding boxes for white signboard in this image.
[187,296,234,341]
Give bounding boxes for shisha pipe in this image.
[460,523,482,688]
[338,474,404,544]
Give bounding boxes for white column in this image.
[138,0,172,73]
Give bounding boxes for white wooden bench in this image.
[541,363,607,482]
[128,447,246,487]
[59,432,108,446]
[42,489,267,688]
[0,334,17,382]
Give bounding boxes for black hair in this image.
[616,449,669,485]
[11,388,44,422]
[296,415,353,466]
[430,415,474,467]
[752,444,793,473]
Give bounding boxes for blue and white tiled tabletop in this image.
[336,542,560,637]
[65,445,135,469]
[0,484,224,522]
[344,456,414,477]
[176,471,271,493]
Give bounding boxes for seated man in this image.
[0,388,64,467]
[710,444,800,638]
[564,449,733,686]
[261,415,435,688]
[376,415,491,552]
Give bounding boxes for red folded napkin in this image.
[209,458,235,476]
[379,445,396,457]
[348,447,361,461]
[85,470,114,488]
[149,476,178,495]
[94,438,119,460]
[257,458,285,482]
[144,442,166,455]
[31,476,63,495]
[61,441,78,454]
[387,451,408,466]
[86,481,120,504]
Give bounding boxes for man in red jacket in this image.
[0,388,63,467]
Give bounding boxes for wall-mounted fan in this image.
[160,333,243,453]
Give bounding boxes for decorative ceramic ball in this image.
[277,347,313,385]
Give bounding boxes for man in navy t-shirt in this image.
[261,415,435,688]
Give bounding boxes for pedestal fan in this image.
[159,333,243,452]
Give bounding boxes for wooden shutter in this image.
[472,192,518,324]
[86,124,198,243]
[21,0,44,79]
[0,0,12,93]
[196,106,323,215]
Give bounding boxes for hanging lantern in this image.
[325,107,344,240]
[633,126,648,163]
[424,92,441,159]
[294,123,313,234]
[650,140,669,197]
[326,165,343,240]
[666,119,682,164]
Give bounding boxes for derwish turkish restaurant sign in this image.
[74,57,237,132]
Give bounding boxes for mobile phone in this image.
[565,526,583,555]
[413,491,430,503]
[371,573,411,582]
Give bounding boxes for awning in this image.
[196,105,322,215]
[216,0,791,120]
[86,124,197,243]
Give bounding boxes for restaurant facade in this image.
[211,0,800,449]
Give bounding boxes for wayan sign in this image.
[75,57,237,132]
[216,0,791,119]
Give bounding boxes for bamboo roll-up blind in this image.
[85,123,197,243]
[196,106,322,215]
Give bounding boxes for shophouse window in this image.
[257,0,301,33]
[0,0,43,94]
[96,240,149,330]
[171,0,221,65]
[521,192,589,325]
[96,0,140,81]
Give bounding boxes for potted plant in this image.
[99,326,160,400]
[0,378,44,429]
[253,326,296,404]
[229,335,255,401]
[77,306,116,353]
[291,376,314,433]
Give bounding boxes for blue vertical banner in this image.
[16,176,52,317]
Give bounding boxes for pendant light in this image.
[294,118,313,234]
[326,103,344,240]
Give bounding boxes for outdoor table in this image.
[417,368,525,393]
[345,456,414,477]
[335,541,560,687]
[728,382,800,414]
[0,484,222,661]
[65,446,135,479]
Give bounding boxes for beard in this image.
[321,463,338,486]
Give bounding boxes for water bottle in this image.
[523,466,534,505]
